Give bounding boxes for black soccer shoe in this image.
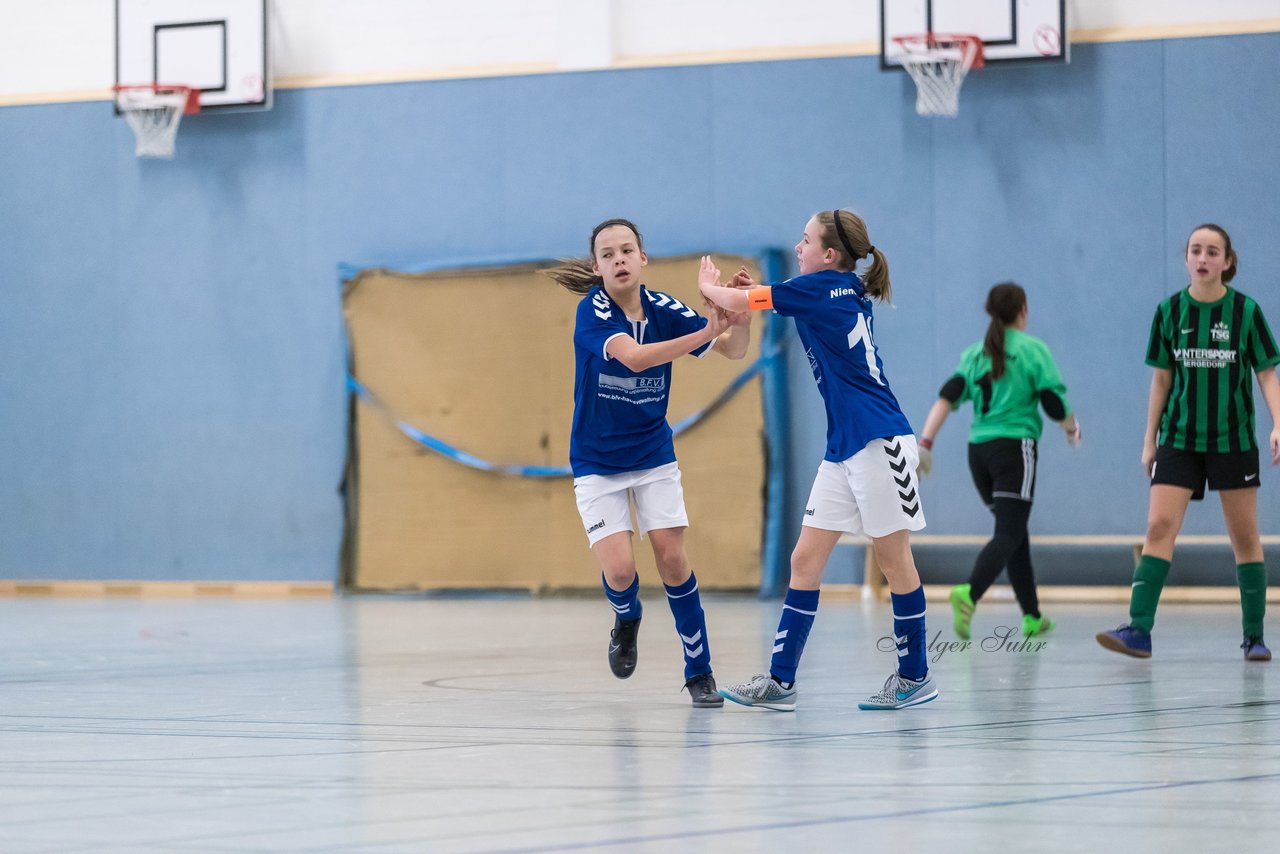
[684,673,724,708]
[608,615,641,678]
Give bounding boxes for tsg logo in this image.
[1211,321,1230,342]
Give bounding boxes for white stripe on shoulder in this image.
[647,289,697,317]
[601,331,628,360]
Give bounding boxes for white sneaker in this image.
[719,673,797,712]
[857,671,938,710]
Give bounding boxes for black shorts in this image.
[968,438,1038,507]
[1151,444,1261,501]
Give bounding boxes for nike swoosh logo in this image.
[1132,581,1146,588]
[1246,473,1258,481]
[1181,328,1194,334]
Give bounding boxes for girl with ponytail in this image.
[699,209,937,712]
[917,282,1080,642]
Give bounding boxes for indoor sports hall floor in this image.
[2,595,1276,852]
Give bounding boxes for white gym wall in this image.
[2,0,1278,104]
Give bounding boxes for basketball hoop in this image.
[113,84,201,158]
[893,34,984,118]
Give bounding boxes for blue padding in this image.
[756,249,792,597]
[346,375,570,477]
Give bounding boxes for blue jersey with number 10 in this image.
[770,269,912,461]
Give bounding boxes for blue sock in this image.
[892,586,928,681]
[603,573,642,622]
[665,572,711,680]
[769,587,820,685]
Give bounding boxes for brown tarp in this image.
[342,255,765,591]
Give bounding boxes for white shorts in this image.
[803,435,926,539]
[573,461,689,546]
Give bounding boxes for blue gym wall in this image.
[1,35,1277,583]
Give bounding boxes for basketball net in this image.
[894,35,984,118]
[114,85,200,158]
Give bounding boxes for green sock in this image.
[1238,562,1267,639]
[1129,555,1171,632]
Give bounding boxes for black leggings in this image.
[966,439,1041,617]
[968,498,1040,618]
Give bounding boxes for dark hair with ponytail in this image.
[983,282,1027,380]
[546,218,645,295]
[813,210,891,303]
[1186,223,1238,283]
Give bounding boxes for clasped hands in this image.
[698,256,753,327]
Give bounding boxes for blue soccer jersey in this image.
[767,269,912,461]
[570,285,712,477]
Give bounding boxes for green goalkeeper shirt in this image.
[949,328,1071,443]
[1146,286,1280,452]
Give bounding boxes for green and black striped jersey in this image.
[1146,287,1280,452]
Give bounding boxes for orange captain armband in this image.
[746,286,774,311]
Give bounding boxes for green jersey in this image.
[949,329,1071,443]
[1146,286,1280,453]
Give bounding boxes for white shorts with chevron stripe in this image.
[802,435,926,538]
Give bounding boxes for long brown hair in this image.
[1186,223,1238,283]
[546,218,644,294]
[813,209,891,302]
[983,282,1027,380]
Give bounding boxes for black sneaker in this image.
[608,615,640,678]
[684,673,724,708]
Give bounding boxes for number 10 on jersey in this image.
[847,314,884,386]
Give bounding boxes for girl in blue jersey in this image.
[548,218,751,707]
[699,209,936,711]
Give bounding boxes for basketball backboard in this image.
[115,0,270,113]
[881,0,1067,69]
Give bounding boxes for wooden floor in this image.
[1,595,1276,852]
